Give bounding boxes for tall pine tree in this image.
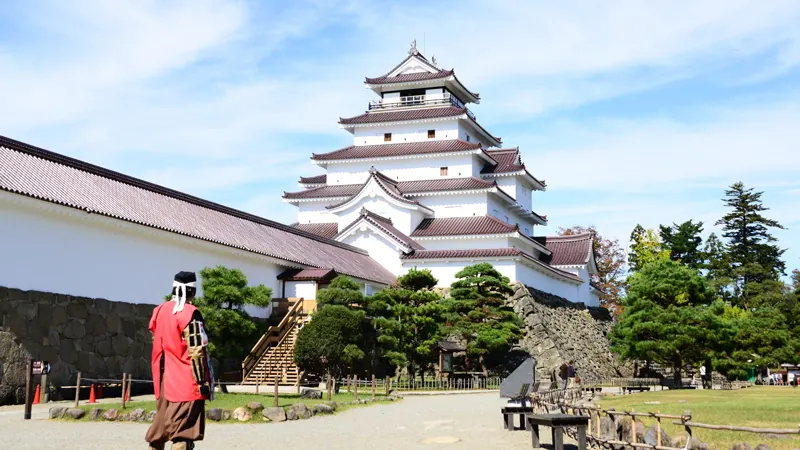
[659,220,705,269]
[444,263,523,376]
[715,182,786,308]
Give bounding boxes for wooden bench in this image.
[502,382,533,431]
[623,386,651,393]
[526,413,589,450]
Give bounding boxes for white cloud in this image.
[523,99,800,193]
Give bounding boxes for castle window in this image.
[440,167,448,176]
[384,133,392,142]
[466,135,471,142]
[428,129,435,139]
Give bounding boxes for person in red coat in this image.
[145,271,213,450]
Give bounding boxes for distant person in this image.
[567,361,576,388]
[559,362,569,390]
[145,271,214,450]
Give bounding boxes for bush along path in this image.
[48,390,401,424]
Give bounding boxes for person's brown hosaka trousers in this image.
[145,384,205,450]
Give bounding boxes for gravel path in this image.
[0,392,576,449]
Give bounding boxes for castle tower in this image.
[283,42,600,305]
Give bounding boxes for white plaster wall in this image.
[339,230,405,275]
[487,196,532,231]
[326,153,475,185]
[284,281,317,299]
[383,92,400,104]
[0,194,291,318]
[425,87,445,100]
[401,260,517,287]
[412,193,488,218]
[515,263,583,304]
[297,202,336,224]
[415,237,512,251]
[352,122,460,146]
[336,197,416,235]
[496,178,517,200]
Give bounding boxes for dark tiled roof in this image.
[284,176,497,201]
[436,340,466,352]
[365,70,454,85]
[291,222,339,239]
[0,135,396,285]
[283,184,361,200]
[401,247,583,283]
[327,169,424,210]
[312,139,481,161]
[482,149,524,174]
[339,208,424,251]
[540,233,593,266]
[277,268,338,281]
[339,106,467,125]
[299,174,326,184]
[401,177,496,193]
[411,216,517,237]
[482,148,546,187]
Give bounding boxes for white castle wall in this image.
[339,229,405,275]
[352,122,460,146]
[325,153,476,185]
[296,202,336,224]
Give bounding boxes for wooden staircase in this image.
[241,298,316,386]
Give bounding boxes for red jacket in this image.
[149,302,205,402]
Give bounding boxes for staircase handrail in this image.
[242,297,304,379]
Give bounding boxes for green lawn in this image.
[595,386,800,450]
[78,391,393,423]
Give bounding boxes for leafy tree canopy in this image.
[659,220,705,269]
[293,305,365,377]
[317,275,364,308]
[558,225,627,310]
[192,266,272,361]
[626,259,716,307]
[628,225,671,272]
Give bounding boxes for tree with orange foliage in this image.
[558,225,627,312]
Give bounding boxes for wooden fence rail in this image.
[531,386,799,450]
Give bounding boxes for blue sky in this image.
[2,0,799,278]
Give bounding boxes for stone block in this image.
[66,408,85,419]
[246,402,264,413]
[313,403,334,414]
[49,406,68,419]
[129,408,147,422]
[262,407,286,422]
[731,443,752,450]
[59,339,78,364]
[644,424,671,447]
[96,340,114,358]
[112,334,131,355]
[106,313,122,335]
[66,303,88,320]
[88,408,105,421]
[50,305,69,327]
[289,403,312,419]
[300,388,322,399]
[85,315,107,336]
[62,321,86,340]
[222,410,232,420]
[103,409,120,421]
[207,408,223,421]
[232,407,251,422]
[286,408,298,420]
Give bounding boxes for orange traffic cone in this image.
[88,384,97,404]
[125,384,131,402]
[32,384,41,404]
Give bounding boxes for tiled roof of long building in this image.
[338,208,424,251]
[290,222,339,239]
[0,135,396,285]
[365,70,454,85]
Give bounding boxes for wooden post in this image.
[631,408,636,443]
[371,375,376,401]
[353,375,358,400]
[596,410,601,437]
[24,359,33,420]
[121,373,127,409]
[657,410,662,446]
[41,373,49,403]
[273,373,279,407]
[385,376,390,396]
[75,372,82,408]
[326,374,332,401]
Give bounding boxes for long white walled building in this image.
[284,44,601,306]
[0,136,396,317]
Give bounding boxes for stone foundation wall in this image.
[0,286,153,405]
[508,282,632,382]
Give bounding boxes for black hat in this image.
[174,271,196,284]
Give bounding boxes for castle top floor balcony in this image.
[368,92,475,121]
